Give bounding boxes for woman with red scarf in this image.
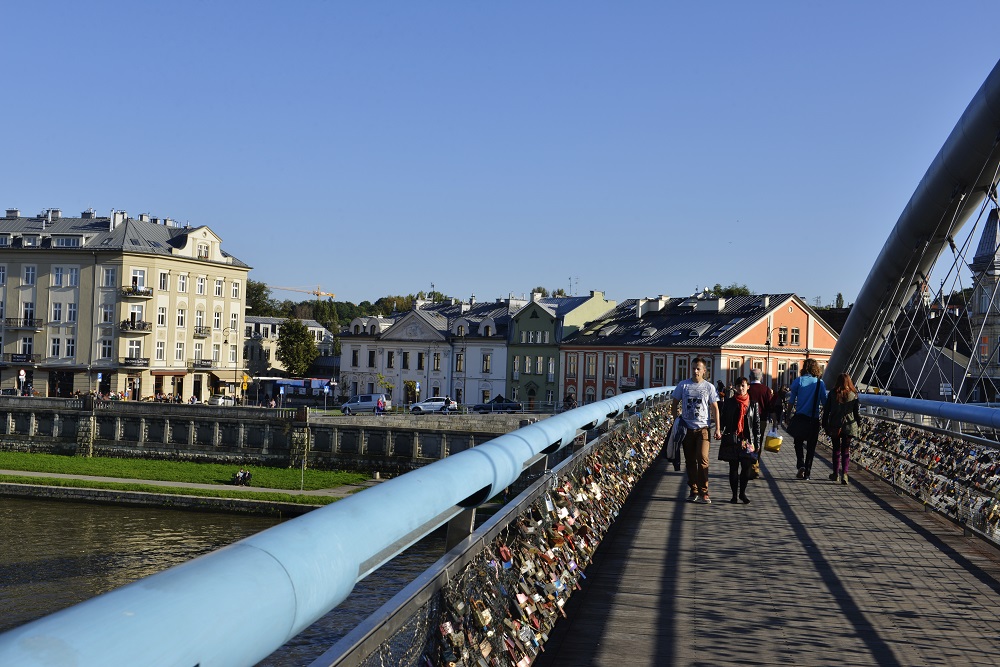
[718,377,762,504]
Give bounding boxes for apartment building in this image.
[0,207,250,399]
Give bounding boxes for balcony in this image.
[119,357,150,368]
[4,318,43,330]
[189,358,214,370]
[193,326,211,338]
[119,320,153,333]
[119,286,154,298]
[5,353,40,364]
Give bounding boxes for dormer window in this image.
[197,243,210,259]
[457,325,465,337]
[22,235,39,247]
[0,236,9,247]
[483,325,492,337]
[54,237,81,248]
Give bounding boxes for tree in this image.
[247,279,278,317]
[710,282,751,298]
[376,373,395,400]
[551,288,567,297]
[835,293,845,308]
[531,286,550,297]
[276,318,319,377]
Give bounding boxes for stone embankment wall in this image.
[0,397,534,473]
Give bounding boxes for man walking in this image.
[671,358,721,503]
[747,368,773,479]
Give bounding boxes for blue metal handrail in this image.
[0,387,672,666]
[860,393,1000,431]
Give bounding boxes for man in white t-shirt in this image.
[671,358,721,503]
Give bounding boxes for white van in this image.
[340,393,391,415]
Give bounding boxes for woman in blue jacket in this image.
[788,358,827,480]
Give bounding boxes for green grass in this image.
[0,451,368,491]
[0,473,337,505]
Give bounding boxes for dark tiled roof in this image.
[564,294,797,348]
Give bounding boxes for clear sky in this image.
[2,1,997,307]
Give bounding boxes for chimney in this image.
[531,291,542,302]
[139,213,150,222]
[5,208,18,219]
[81,208,96,219]
[469,293,476,305]
[636,298,647,319]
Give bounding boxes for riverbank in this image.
[0,469,382,517]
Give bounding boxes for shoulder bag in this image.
[786,380,822,441]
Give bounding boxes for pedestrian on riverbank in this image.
[671,358,721,504]
[823,372,861,485]
[719,377,761,504]
[788,359,827,480]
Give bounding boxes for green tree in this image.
[276,318,319,377]
[247,279,278,316]
[835,293,845,308]
[711,282,752,298]
[551,288,567,297]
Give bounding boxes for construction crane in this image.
[269,285,336,301]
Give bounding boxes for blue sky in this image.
[2,1,997,306]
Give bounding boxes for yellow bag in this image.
[764,431,782,453]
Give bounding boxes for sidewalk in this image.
[0,469,379,498]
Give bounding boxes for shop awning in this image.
[150,370,188,377]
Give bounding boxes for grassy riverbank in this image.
[0,452,367,492]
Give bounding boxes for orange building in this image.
[560,292,837,404]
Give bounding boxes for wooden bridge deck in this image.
[538,432,1000,666]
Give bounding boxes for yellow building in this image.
[0,207,250,400]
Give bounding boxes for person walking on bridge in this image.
[823,372,861,485]
[719,376,762,504]
[671,358,721,504]
[747,368,773,479]
[788,358,828,480]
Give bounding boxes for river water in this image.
[0,497,444,666]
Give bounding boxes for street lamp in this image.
[222,327,240,403]
[765,323,786,389]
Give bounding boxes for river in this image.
[0,497,445,665]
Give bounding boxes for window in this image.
[53,267,64,287]
[177,275,187,292]
[455,352,464,372]
[51,338,60,357]
[543,331,550,344]
[232,281,240,299]
[402,352,409,369]
[159,272,169,291]
[511,386,518,400]
[23,302,34,319]
[157,307,166,326]
[54,237,80,247]
[351,349,359,367]
[585,353,597,378]
[211,343,219,361]
[52,303,62,322]
[482,353,492,374]
[520,331,526,343]
[567,355,578,377]
[175,342,185,361]
[197,243,209,259]
[101,304,115,323]
[68,268,79,287]
[100,339,113,359]
[537,355,544,375]
[791,327,800,346]
[525,355,533,374]
[529,331,536,344]
[676,357,688,383]
[103,267,116,287]
[458,325,465,337]
[778,326,788,346]
[20,337,33,355]
[24,266,36,285]
[214,279,223,297]
[546,389,554,403]
[368,350,376,368]
[131,269,145,289]
[67,303,77,322]
[129,304,143,321]
[261,325,270,338]
[729,359,741,386]
[548,357,555,378]
[196,277,205,295]
[156,341,165,360]
[653,357,665,381]
[387,351,395,368]
[230,313,238,330]
[417,352,425,370]
[214,312,222,329]
[981,336,990,362]
[483,325,492,337]
[66,338,75,357]
[630,356,640,378]
[481,390,491,403]
[606,356,617,378]
[195,310,204,328]
[0,266,5,284]
[230,346,237,363]
[176,309,186,327]
[128,340,142,358]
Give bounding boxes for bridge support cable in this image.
[826,57,1000,388]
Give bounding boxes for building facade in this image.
[0,207,249,400]
[244,315,335,378]
[561,292,838,404]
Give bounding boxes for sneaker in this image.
[700,494,712,504]
[828,472,838,481]
[841,474,848,486]
[686,492,698,502]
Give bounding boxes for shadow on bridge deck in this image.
[537,433,1000,666]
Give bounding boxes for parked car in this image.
[410,397,458,414]
[207,394,235,406]
[340,393,392,415]
[471,396,523,414]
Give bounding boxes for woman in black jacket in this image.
[718,376,762,504]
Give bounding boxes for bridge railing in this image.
[853,395,1000,545]
[0,387,673,667]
